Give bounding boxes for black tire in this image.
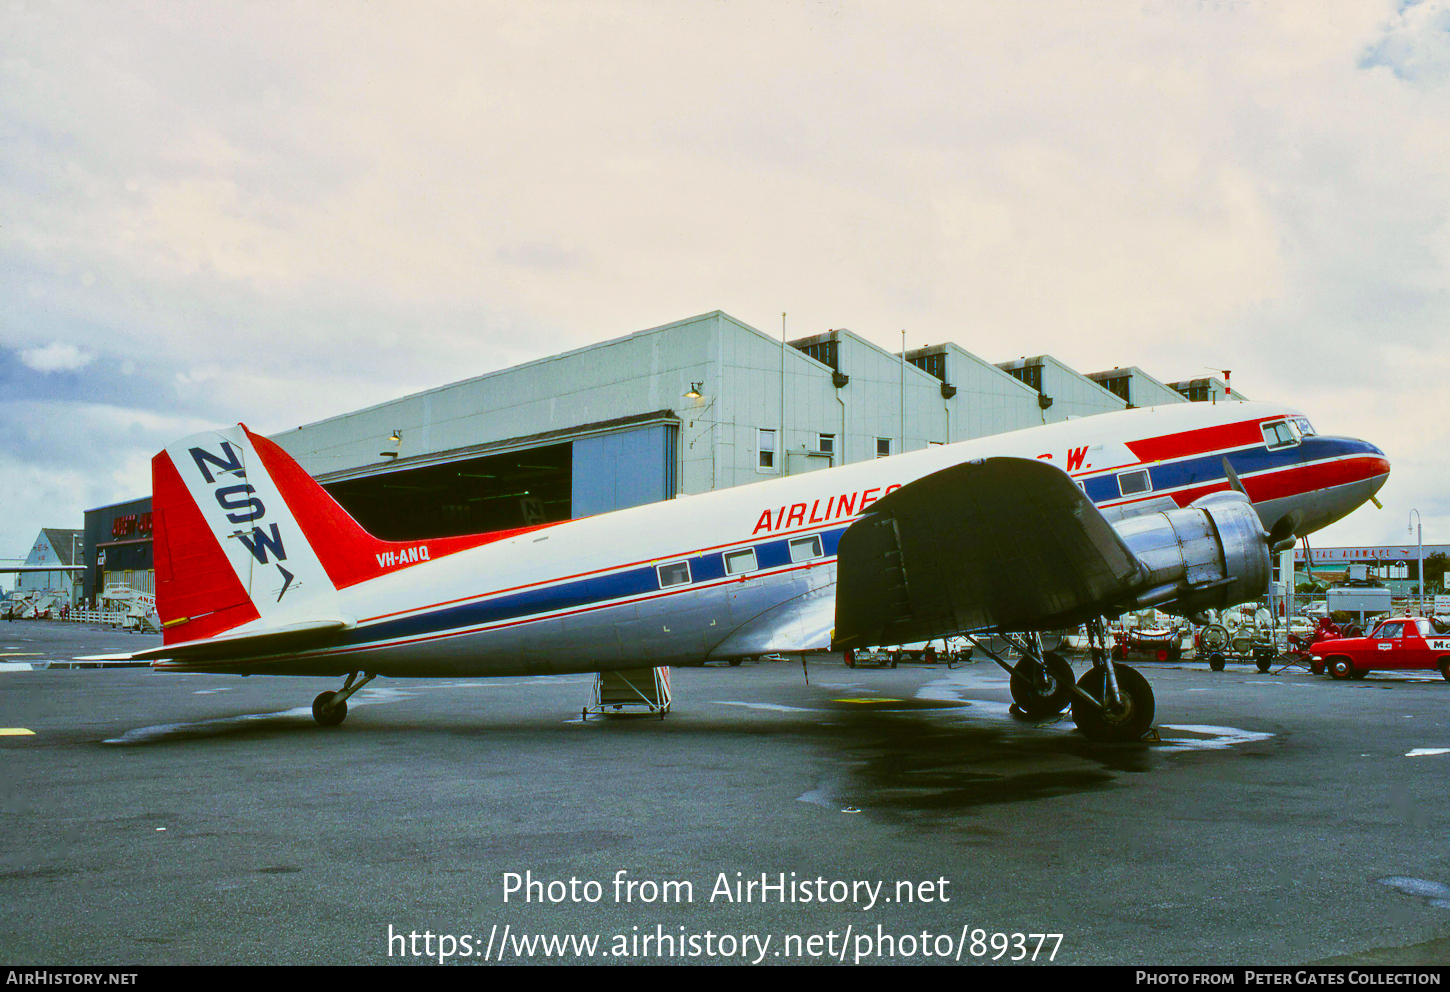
[1344,625,1364,638]
[1071,664,1155,743]
[1310,659,1326,675]
[1111,644,1127,660]
[1168,646,1182,661]
[843,649,856,669]
[729,657,743,667]
[1327,656,1354,680]
[312,691,347,727]
[1350,667,1369,680]
[1439,659,1450,683]
[1256,655,1272,673]
[1008,651,1075,717]
[1208,653,1226,672]
[889,652,899,669]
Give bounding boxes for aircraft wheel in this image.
[1208,653,1226,672]
[1008,651,1075,717]
[312,691,347,727]
[1256,654,1272,673]
[889,652,900,669]
[1439,659,1450,683]
[729,658,743,667]
[1327,657,1354,681]
[1071,664,1155,742]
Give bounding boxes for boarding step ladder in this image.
[583,667,672,720]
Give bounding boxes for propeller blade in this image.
[1221,456,1247,496]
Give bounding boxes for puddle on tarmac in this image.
[1378,876,1450,909]
[792,668,1273,825]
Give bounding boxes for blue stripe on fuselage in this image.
[336,526,849,648]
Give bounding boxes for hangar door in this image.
[571,424,677,518]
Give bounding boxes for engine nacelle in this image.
[1111,491,1271,616]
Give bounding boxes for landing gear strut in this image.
[1069,619,1155,742]
[312,672,375,727]
[966,631,1074,718]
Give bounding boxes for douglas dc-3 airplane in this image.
[100,400,1388,742]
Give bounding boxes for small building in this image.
[1166,376,1245,403]
[15,528,83,606]
[81,498,154,605]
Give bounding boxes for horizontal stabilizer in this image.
[83,618,354,663]
[834,457,1146,647]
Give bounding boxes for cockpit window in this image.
[1292,416,1316,437]
[1261,420,1300,450]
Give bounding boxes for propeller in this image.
[1221,456,1247,496]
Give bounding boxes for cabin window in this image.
[1117,469,1151,496]
[1261,420,1300,450]
[724,548,758,575]
[657,561,692,588]
[789,535,823,563]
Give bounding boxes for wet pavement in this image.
[2,620,1449,965]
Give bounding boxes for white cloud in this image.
[0,0,1446,550]
[18,342,94,373]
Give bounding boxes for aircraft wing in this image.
[833,457,1146,648]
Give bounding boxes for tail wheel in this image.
[1208,653,1226,672]
[1071,664,1155,742]
[312,691,347,727]
[1008,651,1075,718]
[1327,657,1354,680]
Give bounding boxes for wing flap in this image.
[833,457,1145,647]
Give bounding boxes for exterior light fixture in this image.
[684,383,703,399]
[381,429,402,458]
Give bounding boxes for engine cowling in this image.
[1111,491,1271,616]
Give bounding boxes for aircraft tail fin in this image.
[152,425,551,645]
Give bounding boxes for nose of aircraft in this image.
[1293,435,1390,536]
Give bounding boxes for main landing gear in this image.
[968,619,1156,742]
[312,672,376,727]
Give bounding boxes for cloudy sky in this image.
[3,0,1447,566]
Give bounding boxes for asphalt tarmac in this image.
[2,620,1449,966]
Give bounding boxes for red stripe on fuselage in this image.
[1124,419,1268,464]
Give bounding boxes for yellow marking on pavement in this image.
[833,698,905,704]
[0,728,36,736]
[0,653,41,657]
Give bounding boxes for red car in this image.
[1311,617,1450,681]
